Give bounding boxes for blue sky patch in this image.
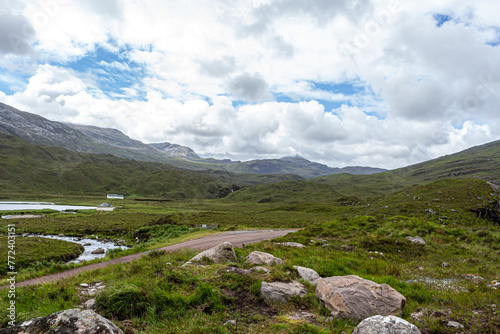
[486,27,500,47]
[433,14,453,27]
[275,81,365,111]
[51,44,149,101]
[0,71,32,95]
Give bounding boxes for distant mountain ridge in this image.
[0,102,386,178]
[312,139,500,198]
[149,142,201,160]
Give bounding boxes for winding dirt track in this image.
[8,229,296,288]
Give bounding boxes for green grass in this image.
[0,178,498,333]
[0,236,83,275]
[314,140,500,198]
[0,134,300,199]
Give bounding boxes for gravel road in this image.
[7,229,296,288]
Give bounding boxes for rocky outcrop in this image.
[261,281,306,304]
[406,236,426,245]
[246,251,284,265]
[352,315,421,334]
[294,266,321,284]
[189,242,237,264]
[149,142,201,160]
[316,275,406,321]
[2,308,123,334]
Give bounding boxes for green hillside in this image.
[224,180,341,203]
[313,140,500,198]
[0,134,296,198]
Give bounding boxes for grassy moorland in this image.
[0,134,301,199]
[0,236,84,275]
[313,139,500,198]
[1,135,500,332]
[0,178,498,333]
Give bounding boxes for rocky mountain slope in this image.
[149,142,201,160]
[0,102,386,178]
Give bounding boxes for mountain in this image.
[225,140,500,203]
[149,142,201,160]
[220,156,386,178]
[313,139,500,198]
[0,133,301,198]
[0,102,170,163]
[0,102,386,178]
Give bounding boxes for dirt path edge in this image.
[3,229,297,288]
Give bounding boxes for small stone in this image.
[341,244,355,252]
[406,236,426,245]
[411,311,424,320]
[293,266,321,284]
[91,248,105,254]
[84,299,96,309]
[224,320,237,326]
[246,251,284,266]
[463,274,485,280]
[441,262,450,268]
[447,321,464,329]
[80,283,89,287]
[250,266,271,274]
[274,242,306,248]
[425,208,437,215]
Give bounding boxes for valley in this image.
[0,104,499,333]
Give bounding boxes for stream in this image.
[27,234,129,263]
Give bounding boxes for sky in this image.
[0,0,499,169]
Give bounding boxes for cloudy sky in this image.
[0,0,499,169]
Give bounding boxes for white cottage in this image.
[107,194,124,199]
[97,203,115,211]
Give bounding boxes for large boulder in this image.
[261,281,307,304]
[352,315,421,334]
[293,266,321,284]
[316,275,406,321]
[189,242,237,264]
[245,251,284,265]
[2,308,123,334]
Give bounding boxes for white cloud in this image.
[0,0,499,169]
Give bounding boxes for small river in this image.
[27,234,129,263]
[0,202,96,212]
